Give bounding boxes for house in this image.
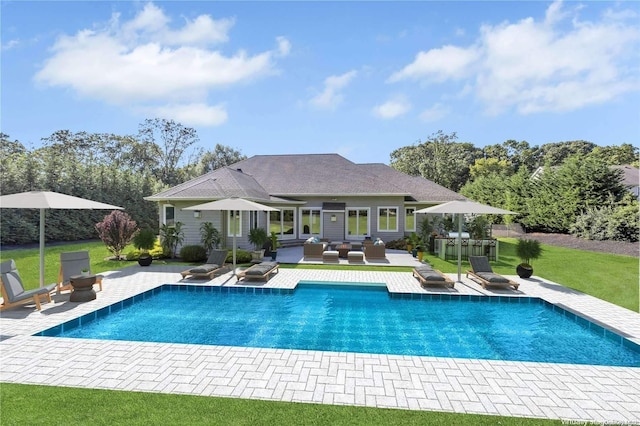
[145,153,464,250]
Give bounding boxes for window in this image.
[228,210,241,237]
[346,208,369,239]
[249,211,259,230]
[163,204,175,226]
[378,207,398,232]
[300,209,321,236]
[405,207,416,232]
[269,208,296,239]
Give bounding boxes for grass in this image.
[0,239,635,424]
[422,238,639,312]
[0,383,561,426]
[1,238,637,311]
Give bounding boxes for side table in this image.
[69,274,97,302]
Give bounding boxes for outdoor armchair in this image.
[1,259,56,311]
[58,251,103,293]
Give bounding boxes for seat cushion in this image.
[476,272,509,283]
[415,267,445,281]
[245,262,277,275]
[190,264,219,273]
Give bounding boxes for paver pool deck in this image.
[1,253,639,424]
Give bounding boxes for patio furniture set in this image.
[303,239,386,263]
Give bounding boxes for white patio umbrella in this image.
[0,191,123,287]
[183,198,278,271]
[416,200,517,283]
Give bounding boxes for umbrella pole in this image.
[232,211,237,271]
[39,208,45,288]
[457,213,462,282]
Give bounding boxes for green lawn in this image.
[0,383,560,426]
[0,239,636,424]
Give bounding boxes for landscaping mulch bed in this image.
[525,232,639,258]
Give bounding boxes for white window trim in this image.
[227,210,242,237]
[345,207,370,239]
[405,207,416,232]
[268,207,297,240]
[163,204,175,226]
[299,208,322,236]
[377,206,399,233]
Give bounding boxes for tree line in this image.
[1,123,637,245]
[391,131,639,242]
[0,119,246,245]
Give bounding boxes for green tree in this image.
[523,156,627,233]
[390,130,482,191]
[195,144,247,175]
[138,118,200,186]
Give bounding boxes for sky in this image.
[2,0,639,165]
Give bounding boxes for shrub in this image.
[200,222,221,252]
[132,228,157,252]
[95,211,137,260]
[160,222,184,258]
[125,239,164,260]
[227,249,252,264]
[385,239,407,250]
[179,245,207,262]
[515,238,542,266]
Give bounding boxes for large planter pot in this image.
[251,250,265,261]
[417,251,424,262]
[270,251,277,261]
[138,254,153,267]
[516,264,533,279]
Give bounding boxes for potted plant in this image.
[416,242,425,262]
[81,268,90,277]
[248,227,269,261]
[133,228,157,266]
[515,238,542,278]
[408,233,420,257]
[270,231,280,261]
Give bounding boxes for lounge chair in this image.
[58,251,103,293]
[413,264,454,288]
[467,256,519,290]
[181,249,229,280]
[1,259,56,311]
[235,261,279,282]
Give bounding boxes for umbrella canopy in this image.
[0,191,123,287]
[416,200,517,282]
[184,198,278,270]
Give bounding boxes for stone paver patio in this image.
[1,251,639,424]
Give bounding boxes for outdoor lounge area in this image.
[1,248,639,425]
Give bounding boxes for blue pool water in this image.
[41,283,640,367]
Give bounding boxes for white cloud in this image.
[372,96,411,119]
[389,0,640,115]
[309,70,357,110]
[141,102,228,126]
[33,2,287,127]
[419,103,450,122]
[1,39,19,51]
[276,36,291,56]
[388,45,480,83]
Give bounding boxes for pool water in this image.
[43,283,640,367]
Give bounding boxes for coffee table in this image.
[335,244,352,259]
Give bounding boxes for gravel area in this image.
[525,232,639,258]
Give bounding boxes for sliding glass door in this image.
[269,208,296,239]
[346,208,369,239]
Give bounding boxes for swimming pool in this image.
[38,282,640,367]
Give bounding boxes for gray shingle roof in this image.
[146,153,463,203]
